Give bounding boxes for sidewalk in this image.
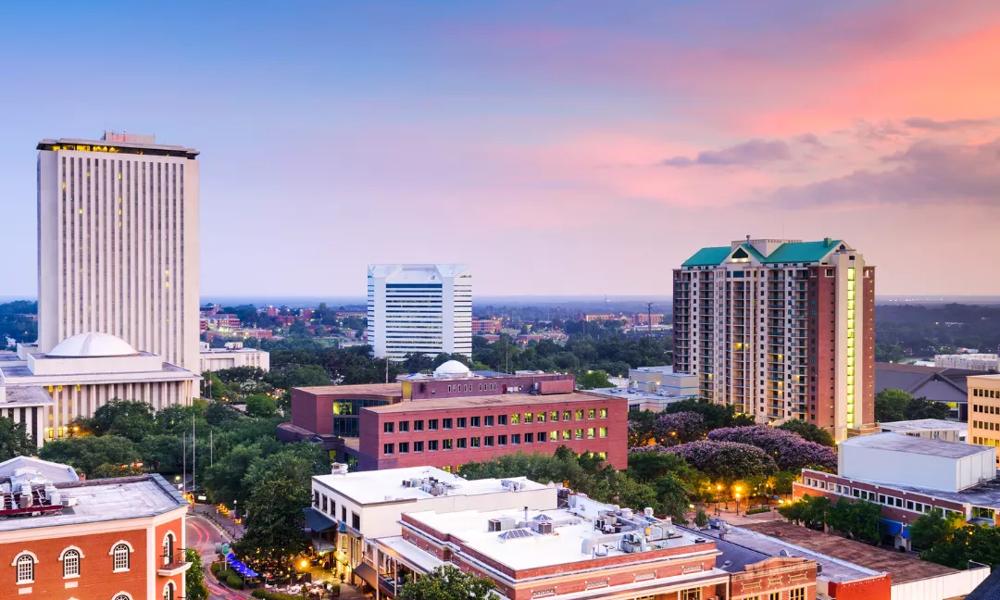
[192,503,246,540]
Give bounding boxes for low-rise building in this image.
[471,318,503,335]
[306,466,557,588]
[0,333,198,446]
[375,495,734,600]
[968,374,1000,463]
[796,433,1000,549]
[875,362,977,421]
[0,457,190,600]
[199,347,270,373]
[878,418,966,442]
[591,365,698,412]
[935,353,999,372]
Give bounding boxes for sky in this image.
[1,1,998,298]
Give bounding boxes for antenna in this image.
[646,302,654,336]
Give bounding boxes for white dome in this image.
[434,360,471,378]
[48,332,137,358]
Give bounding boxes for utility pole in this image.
[181,432,186,493]
[192,415,196,493]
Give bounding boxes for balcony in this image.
[157,552,192,577]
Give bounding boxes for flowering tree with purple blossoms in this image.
[652,411,705,446]
[636,440,778,482]
[707,425,836,471]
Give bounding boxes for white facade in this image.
[879,419,967,442]
[839,433,995,493]
[366,264,472,360]
[310,466,556,540]
[934,353,999,372]
[36,133,201,374]
[200,348,270,373]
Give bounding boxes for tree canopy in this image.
[398,565,495,600]
[0,417,35,461]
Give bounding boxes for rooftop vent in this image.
[498,528,533,542]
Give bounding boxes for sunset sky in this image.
[1,1,998,297]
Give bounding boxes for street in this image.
[187,513,252,600]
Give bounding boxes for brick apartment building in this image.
[0,457,189,600]
[281,363,627,470]
[674,238,875,441]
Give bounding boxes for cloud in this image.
[904,116,996,131]
[663,138,791,167]
[769,137,1000,207]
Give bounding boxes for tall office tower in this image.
[36,132,200,373]
[673,238,875,441]
[367,264,472,361]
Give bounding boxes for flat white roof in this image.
[404,502,710,571]
[842,432,986,459]
[0,474,186,532]
[312,466,549,505]
[879,419,967,433]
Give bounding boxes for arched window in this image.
[162,532,175,565]
[163,581,176,600]
[112,593,133,600]
[13,551,37,584]
[60,547,83,578]
[110,542,132,572]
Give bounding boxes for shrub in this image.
[745,506,772,515]
[225,572,244,589]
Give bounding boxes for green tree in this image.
[398,565,495,600]
[875,388,912,422]
[0,416,35,460]
[825,499,881,544]
[87,400,157,442]
[235,468,311,575]
[909,509,963,551]
[777,420,835,447]
[577,370,612,390]
[185,548,208,600]
[904,397,950,420]
[39,435,141,478]
[778,495,831,530]
[244,394,277,418]
[628,410,658,447]
[694,509,709,528]
[265,364,331,389]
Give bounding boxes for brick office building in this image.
[0,458,189,600]
[359,389,627,471]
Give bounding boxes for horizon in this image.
[2,2,999,297]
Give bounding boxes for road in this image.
[187,513,252,600]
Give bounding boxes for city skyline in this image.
[2,1,999,297]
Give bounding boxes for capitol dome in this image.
[433,359,472,378]
[48,332,138,358]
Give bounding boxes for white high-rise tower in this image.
[367,264,472,361]
[35,132,201,373]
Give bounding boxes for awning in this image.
[311,537,335,553]
[880,518,905,537]
[354,562,378,589]
[304,507,338,533]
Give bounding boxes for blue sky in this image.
[1,1,998,297]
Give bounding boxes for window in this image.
[429,419,439,430]
[471,437,481,447]
[443,439,453,450]
[457,417,467,428]
[398,421,410,432]
[112,542,132,572]
[61,547,82,578]
[484,436,494,447]
[164,582,176,600]
[550,431,558,441]
[681,589,701,600]
[162,533,176,564]
[588,409,596,419]
[15,552,36,584]
[414,441,424,452]
[457,438,467,449]
[414,420,424,431]
[550,411,559,422]
[575,410,584,421]
[511,413,521,425]
[428,440,439,451]
[485,415,494,426]
[525,432,534,443]
[498,415,508,426]
[599,427,608,438]
[498,435,508,446]
[575,428,584,439]
[443,418,453,429]
[790,588,806,600]
[383,443,394,455]
[471,416,481,427]
[524,412,534,424]
[383,422,394,433]
[536,412,546,423]
[562,410,571,421]
[352,512,361,530]
[599,408,608,419]
[562,429,571,440]
[113,595,133,600]
[398,442,410,453]
[587,428,595,439]
[511,434,521,444]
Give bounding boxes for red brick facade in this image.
[358,392,629,471]
[0,512,186,600]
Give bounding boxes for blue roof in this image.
[681,246,731,267]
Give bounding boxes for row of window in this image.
[382,408,609,433]
[972,388,1000,398]
[382,428,609,454]
[972,403,1000,414]
[802,477,963,518]
[12,536,168,585]
[312,492,362,530]
[972,420,1000,431]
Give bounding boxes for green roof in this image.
[682,246,731,267]
[681,239,843,268]
[762,239,842,264]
